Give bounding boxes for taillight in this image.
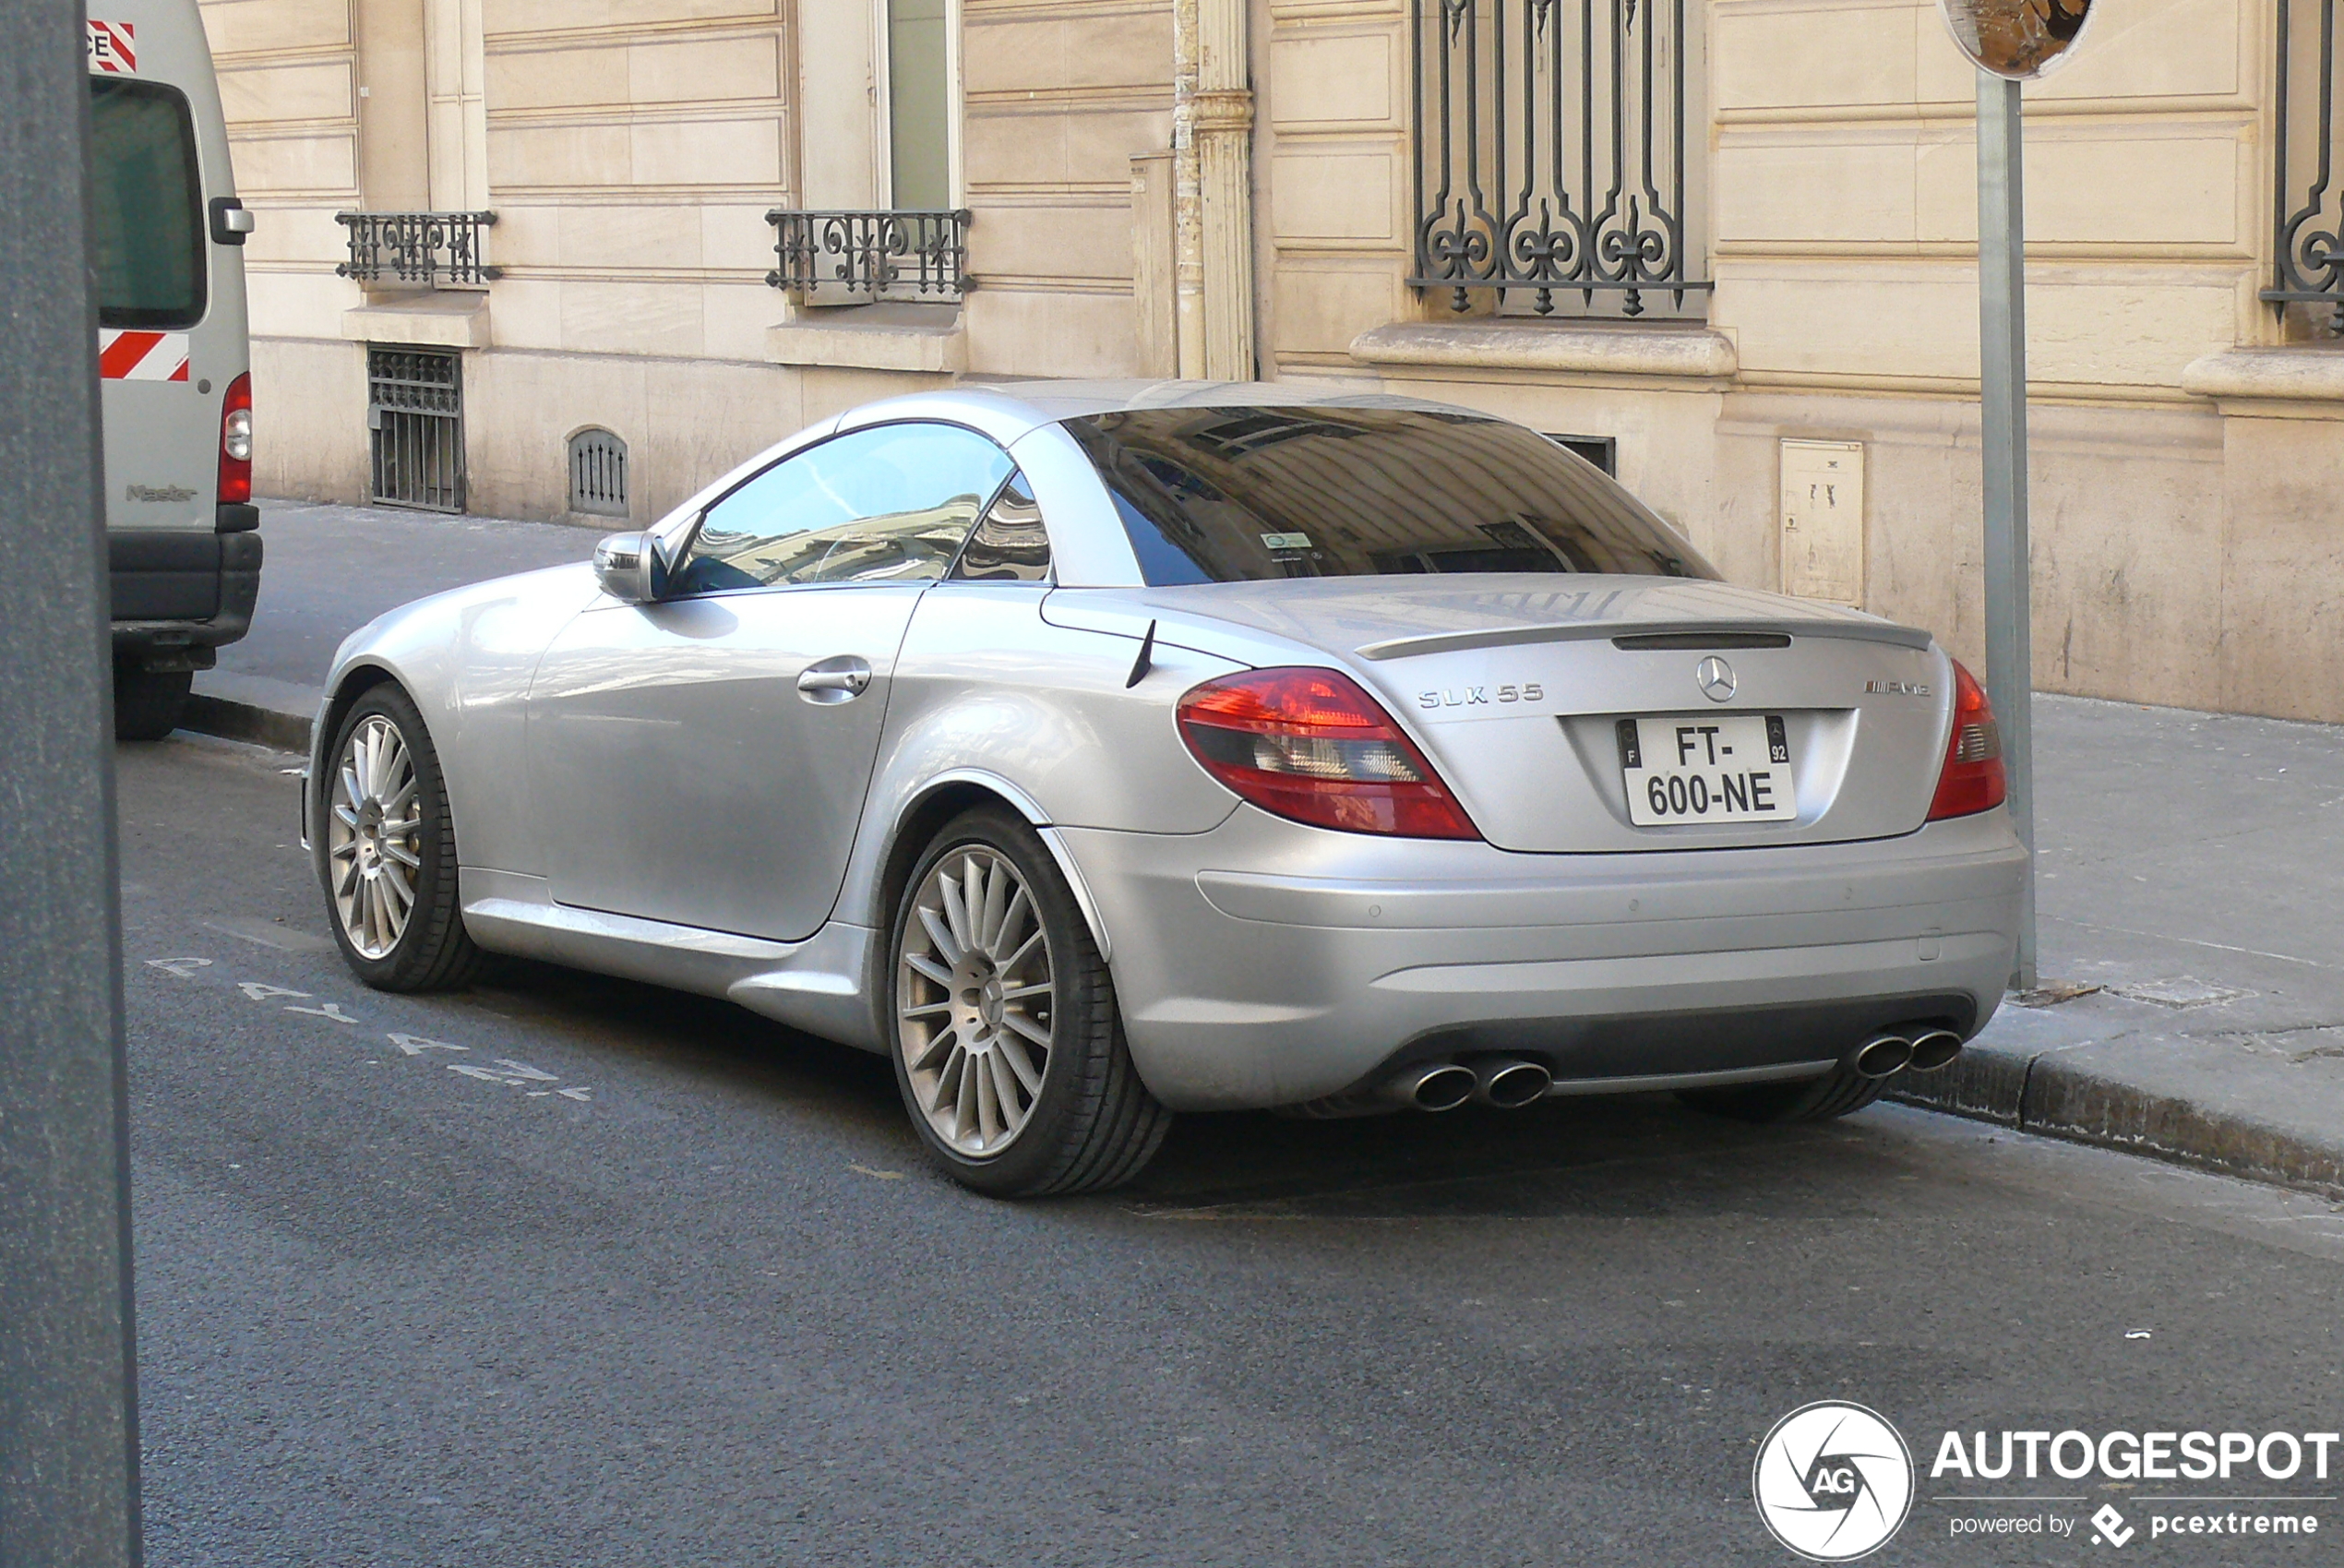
[1928,658,2007,820]
[1176,667,1480,840]
[218,372,253,506]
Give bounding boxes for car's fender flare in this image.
[885,769,1113,964]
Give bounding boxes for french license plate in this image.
[1618,714,1796,826]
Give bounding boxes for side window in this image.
[949,472,1051,583]
[674,422,1012,594]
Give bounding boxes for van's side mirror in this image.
[592,532,670,604]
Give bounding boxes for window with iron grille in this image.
[367,347,464,513]
[2269,0,2344,332]
[1412,0,1711,320]
[568,429,628,519]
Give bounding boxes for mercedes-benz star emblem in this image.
[1697,655,1738,702]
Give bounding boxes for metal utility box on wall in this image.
[1779,438,1864,606]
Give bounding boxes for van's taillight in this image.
[218,372,253,506]
[1176,667,1480,840]
[1928,658,2006,820]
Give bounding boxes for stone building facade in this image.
[201,0,2343,719]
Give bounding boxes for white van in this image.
[90,0,256,739]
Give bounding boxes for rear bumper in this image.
[110,527,261,665]
[1058,806,2027,1111]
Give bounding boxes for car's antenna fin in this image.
[1124,619,1157,688]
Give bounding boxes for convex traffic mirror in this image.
[1938,0,2095,79]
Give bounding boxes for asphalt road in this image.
[121,734,2344,1567]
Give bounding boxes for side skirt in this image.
[459,868,883,1052]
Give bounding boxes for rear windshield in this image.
[90,78,206,329]
[1062,407,1717,585]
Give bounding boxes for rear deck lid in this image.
[1144,576,1956,852]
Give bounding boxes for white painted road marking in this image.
[387,1033,466,1057]
[141,954,594,1110]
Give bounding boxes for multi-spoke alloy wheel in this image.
[315,684,485,992]
[897,846,1055,1155]
[888,808,1172,1196]
[329,714,423,958]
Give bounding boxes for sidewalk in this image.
[1892,700,2344,1192]
[184,499,2344,1196]
[185,498,595,749]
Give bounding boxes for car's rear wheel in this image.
[1676,1065,1886,1124]
[889,807,1170,1196]
[114,666,191,741]
[318,684,485,992]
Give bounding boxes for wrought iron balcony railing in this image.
[1410,0,1711,319]
[765,209,972,301]
[334,210,501,287]
[2267,0,2344,327]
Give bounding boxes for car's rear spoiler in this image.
[1354,618,1935,662]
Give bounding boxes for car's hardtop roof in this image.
[831,380,1505,446]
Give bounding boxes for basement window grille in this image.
[568,429,629,519]
[1549,434,1617,474]
[367,347,465,513]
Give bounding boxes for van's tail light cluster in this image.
[218,372,253,506]
[1928,658,2007,820]
[1176,667,1480,840]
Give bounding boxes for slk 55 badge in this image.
[1417,683,1544,709]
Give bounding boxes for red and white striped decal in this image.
[99,329,190,382]
[87,19,136,75]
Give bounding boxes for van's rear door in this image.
[90,0,254,632]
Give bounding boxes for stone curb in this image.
[1892,1048,2344,1200]
[184,691,311,754]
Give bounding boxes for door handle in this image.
[796,657,872,704]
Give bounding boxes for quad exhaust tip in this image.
[1381,1057,1554,1112]
[1850,1033,1915,1079]
[1907,1027,1964,1072]
[1385,1061,1477,1113]
[1472,1056,1553,1109]
[1848,1026,1967,1079]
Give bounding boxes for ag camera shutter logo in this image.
[1753,1401,1916,1561]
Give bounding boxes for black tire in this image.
[316,683,487,992]
[1676,1066,1887,1124]
[114,667,191,742]
[888,806,1171,1197]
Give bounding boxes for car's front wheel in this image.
[889,807,1170,1196]
[318,684,485,991]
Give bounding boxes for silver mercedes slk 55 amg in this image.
[304,381,2026,1195]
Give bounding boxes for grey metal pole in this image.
[1977,71,2038,991]
[0,2,144,1564]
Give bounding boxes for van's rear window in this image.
[1061,407,1718,585]
[90,78,205,330]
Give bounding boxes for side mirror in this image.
[592,531,670,604]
